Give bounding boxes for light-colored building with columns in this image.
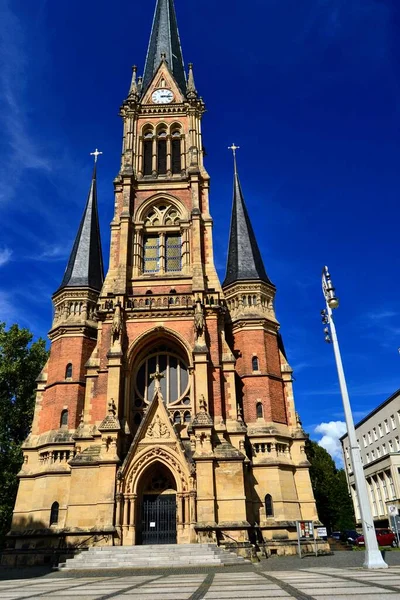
[341,389,400,526]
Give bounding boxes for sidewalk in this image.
[1,552,400,599]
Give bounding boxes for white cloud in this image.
[315,420,347,463]
[0,247,12,267]
[30,244,71,262]
[366,309,397,322]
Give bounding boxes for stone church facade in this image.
[10,0,320,556]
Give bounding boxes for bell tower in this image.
[9,0,321,558]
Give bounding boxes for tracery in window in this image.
[134,345,190,407]
[141,202,184,275]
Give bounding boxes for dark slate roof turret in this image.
[57,166,104,293]
[223,153,273,287]
[142,0,186,94]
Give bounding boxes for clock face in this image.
[152,89,174,104]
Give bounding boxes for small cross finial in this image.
[228,143,240,157]
[90,148,103,164]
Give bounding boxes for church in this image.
[10,0,320,557]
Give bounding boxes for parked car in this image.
[355,528,397,548]
[330,531,342,541]
[340,530,360,544]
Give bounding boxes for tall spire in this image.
[223,148,272,287]
[142,0,186,93]
[57,165,104,292]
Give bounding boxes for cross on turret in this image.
[228,143,240,158]
[90,148,103,164]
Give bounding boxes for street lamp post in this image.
[321,266,388,569]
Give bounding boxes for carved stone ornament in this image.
[126,447,189,493]
[194,299,206,345]
[146,414,170,439]
[98,399,121,432]
[192,395,213,427]
[111,303,123,345]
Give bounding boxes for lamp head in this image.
[328,297,339,310]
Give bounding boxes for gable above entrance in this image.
[118,388,193,495]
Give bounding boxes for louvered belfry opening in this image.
[171,136,181,174]
[157,136,167,174]
[144,138,153,176]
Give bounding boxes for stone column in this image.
[122,495,129,539]
[159,232,165,274]
[152,136,157,176]
[166,135,172,174]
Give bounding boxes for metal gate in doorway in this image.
[141,493,177,545]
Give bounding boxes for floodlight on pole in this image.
[321,266,387,569]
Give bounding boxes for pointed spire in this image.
[142,0,186,93]
[223,147,272,288]
[186,63,197,99]
[57,164,104,293]
[128,65,139,98]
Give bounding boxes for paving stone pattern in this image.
[3,566,400,599]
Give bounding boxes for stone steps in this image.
[59,543,248,570]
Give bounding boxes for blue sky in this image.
[1,0,400,464]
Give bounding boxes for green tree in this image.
[0,323,48,545]
[305,438,355,533]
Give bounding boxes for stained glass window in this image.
[144,236,159,273]
[166,235,181,272]
[135,347,189,406]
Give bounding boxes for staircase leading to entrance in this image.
[59,544,249,570]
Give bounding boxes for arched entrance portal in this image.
[138,462,177,545]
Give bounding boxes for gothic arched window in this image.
[157,130,167,175]
[50,501,59,525]
[265,494,274,517]
[252,356,259,372]
[65,363,72,379]
[142,203,183,274]
[256,402,263,419]
[143,130,153,176]
[134,345,190,407]
[60,410,68,428]
[171,129,182,175]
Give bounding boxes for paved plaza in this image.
[3,557,400,600]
